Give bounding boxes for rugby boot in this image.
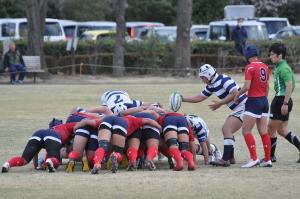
[241,159,260,168]
[211,159,230,167]
[1,162,10,173]
[229,157,236,164]
[260,160,272,167]
[271,155,277,163]
[127,160,137,171]
[144,159,156,171]
[82,157,90,172]
[66,160,75,173]
[46,159,56,173]
[110,152,119,174]
[91,164,100,174]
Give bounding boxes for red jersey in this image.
[52,122,76,145]
[245,59,269,97]
[122,115,144,136]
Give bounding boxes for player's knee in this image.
[179,142,189,151]
[166,138,178,148]
[98,140,110,152]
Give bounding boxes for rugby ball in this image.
[168,91,182,112]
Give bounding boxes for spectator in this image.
[3,42,26,84]
[232,18,247,55]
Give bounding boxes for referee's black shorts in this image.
[270,96,293,121]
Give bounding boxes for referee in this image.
[268,42,300,163]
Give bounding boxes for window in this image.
[1,23,16,37]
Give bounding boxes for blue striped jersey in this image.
[101,90,143,110]
[201,73,247,110]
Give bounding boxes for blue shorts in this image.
[99,116,128,136]
[75,126,98,151]
[163,116,189,135]
[132,112,160,135]
[244,96,269,118]
[30,129,62,144]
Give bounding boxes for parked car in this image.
[0,18,66,41]
[207,20,269,41]
[126,22,164,40]
[259,17,290,39]
[140,26,198,43]
[191,25,208,40]
[75,21,116,38]
[273,26,300,40]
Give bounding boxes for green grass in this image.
[0,76,299,199]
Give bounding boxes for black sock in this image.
[222,138,234,161]
[271,137,277,157]
[285,132,300,152]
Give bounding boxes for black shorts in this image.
[270,96,293,121]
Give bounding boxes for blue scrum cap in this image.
[244,44,258,60]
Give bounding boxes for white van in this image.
[0,18,66,41]
[207,20,269,41]
[58,19,77,39]
[259,17,291,39]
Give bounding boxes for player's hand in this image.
[209,100,222,111]
[233,93,240,104]
[281,104,288,115]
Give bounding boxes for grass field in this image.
[0,75,299,199]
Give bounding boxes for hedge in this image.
[1,37,300,74]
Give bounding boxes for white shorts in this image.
[229,101,245,122]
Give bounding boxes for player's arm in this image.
[73,119,97,130]
[282,80,293,115]
[141,118,162,132]
[86,106,113,115]
[119,106,145,116]
[199,141,209,165]
[209,91,236,111]
[234,80,251,103]
[182,94,207,103]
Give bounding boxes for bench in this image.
[22,56,45,83]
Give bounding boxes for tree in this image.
[174,0,192,75]
[0,0,26,18]
[127,0,177,25]
[112,0,127,76]
[61,0,113,21]
[25,0,48,68]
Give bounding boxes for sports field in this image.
[0,75,299,199]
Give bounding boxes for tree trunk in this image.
[174,0,192,76]
[25,0,47,69]
[112,0,126,77]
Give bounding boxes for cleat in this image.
[173,165,183,171]
[2,162,10,173]
[212,144,222,160]
[127,161,137,171]
[168,157,175,169]
[137,157,144,170]
[229,157,236,164]
[66,160,75,173]
[187,162,196,171]
[241,159,260,168]
[211,159,230,167]
[158,153,166,161]
[260,160,272,167]
[144,159,156,171]
[271,156,277,163]
[91,164,100,174]
[82,157,90,172]
[110,152,118,174]
[46,159,56,173]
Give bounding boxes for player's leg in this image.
[257,116,272,167]
[44,136,61,173]
[126,130,141,171]
[2,130,44,173]
[143,128,160,171]
[241,114,260,168]
[66,127,90,172]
